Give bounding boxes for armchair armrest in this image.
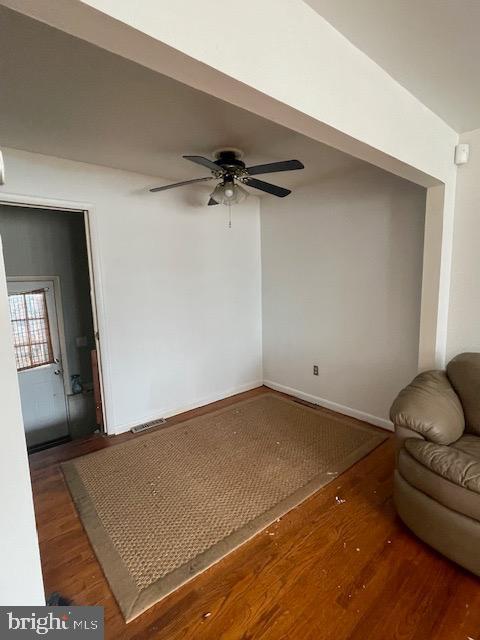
[390,370,464,445]
[394,424,424,461]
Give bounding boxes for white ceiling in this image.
[306,0,480,133]
[0,6,364,196]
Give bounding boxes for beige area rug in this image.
[62,394,387,621]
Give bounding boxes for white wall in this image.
[2,0,458,370]
[0,148,263,434]
[447,128,480,358]
[261,166,426,426]
[0,237,44,605]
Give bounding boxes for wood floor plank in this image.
[29,386,480,639]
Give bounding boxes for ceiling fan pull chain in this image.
[228,203,232,229]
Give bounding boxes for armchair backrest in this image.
[447,353,480,436]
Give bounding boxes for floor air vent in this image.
[131,417,167,434]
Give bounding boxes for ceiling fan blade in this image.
[244,177,291,198]
[208,198,219,206]
[246,159,304,176]
[149,176,214,192]
[183,155,224,173]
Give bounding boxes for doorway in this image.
[0,204,104,452]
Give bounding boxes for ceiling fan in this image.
[149,149,304,206]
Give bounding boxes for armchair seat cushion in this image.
[452,434,480,460]
[404,439,480,493]
[399,441,480,521]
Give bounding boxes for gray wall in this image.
[0,205,94,388]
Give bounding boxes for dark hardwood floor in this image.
[29,386,480,639]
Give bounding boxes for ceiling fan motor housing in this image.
[214,150,247,179]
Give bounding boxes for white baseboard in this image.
[113,378,393,435]
[263,380,394,432]
[113,380,264,435]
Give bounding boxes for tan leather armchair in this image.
[390,353,480,575]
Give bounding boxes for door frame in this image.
[0,192,109,434]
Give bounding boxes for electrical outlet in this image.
[313,365,319,376]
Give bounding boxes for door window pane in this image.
[8,289,54,371]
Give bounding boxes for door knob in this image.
[54,369,62,375]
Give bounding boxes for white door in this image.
[7,279,68,448]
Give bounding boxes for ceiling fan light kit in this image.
[149,149,305,209]
[210,179,248,206]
